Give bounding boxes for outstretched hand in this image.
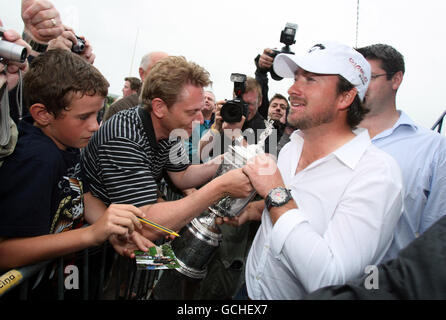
[215,199,264,227]
[110,231,155,259]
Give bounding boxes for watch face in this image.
[269,187,291,207]
[272,189,288,202]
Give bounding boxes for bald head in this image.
[139,51,168,81]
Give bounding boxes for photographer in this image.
[255,48,275,121]
[0,20,30,166]
[255,48,297,146]
[198,76,269,163]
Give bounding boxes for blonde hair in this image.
[245,77,262,105]
[141,56,211,111]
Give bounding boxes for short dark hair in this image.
[24,49,109,118]
[356,44,405,80]
[337,75,369,129]
[125,76,142,91]
[269,93,289,107]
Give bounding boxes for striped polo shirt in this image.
[81,106,189,207]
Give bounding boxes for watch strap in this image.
[22,32,48,53]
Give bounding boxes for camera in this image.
[267,22,298,80]
[220,73,249,123]
[0,27,28,63]
[71,36,85,54]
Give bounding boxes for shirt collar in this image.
[333,128,371,170]
[373,110,418,141]
[395,110,418,130]
[290,128,372,170]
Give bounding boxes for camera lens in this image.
[221,100,242,123]
[0,40,27,63]
[71,38,85,54]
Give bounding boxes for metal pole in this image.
[129,27,140,76]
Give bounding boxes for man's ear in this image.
[151,98,167,119]
[337,88,357,111]
[29,103,54,126]
[391,71,403,91]
[138,67,145,82]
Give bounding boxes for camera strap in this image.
[0,82,10,146]
[16,69,23,121]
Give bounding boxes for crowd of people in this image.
[1,0,446,301]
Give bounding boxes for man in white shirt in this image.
[356,44,446,261]
[239,41,404,300]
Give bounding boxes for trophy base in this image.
[170,214,222,279]
[151,268,201,300]
[151,214,223,299]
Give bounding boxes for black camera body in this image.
[220,73,249,124]
[267,22,298,81]
[71,36,86,54]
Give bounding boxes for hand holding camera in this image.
[0,27,29,64]
[212,100,246,137]
[258,48,275,70]
[0,23,30,90]
[47,25,94,64]
[264,22,298,81]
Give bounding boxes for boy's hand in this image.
[90,204,144,246]
[109,232,154,258]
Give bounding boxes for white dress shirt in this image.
[372,111,446,261]
[245,128,404,300]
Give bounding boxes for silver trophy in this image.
[152,121,275,299]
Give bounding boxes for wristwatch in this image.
[22,31,48,53]
[265,187,292,210]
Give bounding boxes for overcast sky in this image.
[2,0,446,130]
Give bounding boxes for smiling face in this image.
[44,93,104,150]
[286,68,340,130]
[268,98,288,123]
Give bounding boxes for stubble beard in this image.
[288,106,336,130]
